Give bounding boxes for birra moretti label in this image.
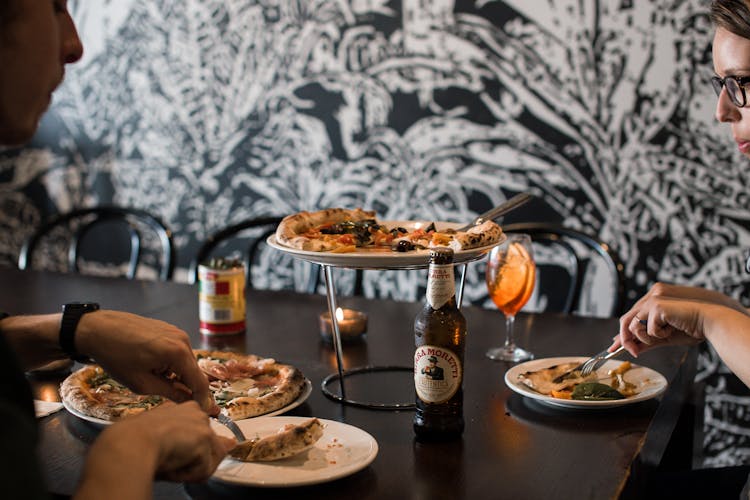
[414,345,462,403]
[426,263,454,310]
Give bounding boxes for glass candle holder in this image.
[319,307,368,344]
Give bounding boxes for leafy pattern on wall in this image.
[1,0,749,466]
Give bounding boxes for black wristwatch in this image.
[60,302,100,362]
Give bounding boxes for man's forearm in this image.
[0,314,65,370]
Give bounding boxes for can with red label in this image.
[198,259,246,335]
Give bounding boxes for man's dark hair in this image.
[712,0,750,39]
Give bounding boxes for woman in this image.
[615,0,750,389]
[613,1,750,496]
[0,2,234,499]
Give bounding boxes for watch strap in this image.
[60,303,100,362]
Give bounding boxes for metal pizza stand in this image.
[267,223,502,410]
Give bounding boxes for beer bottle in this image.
[413,247,466,440]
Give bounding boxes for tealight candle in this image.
[319,307,368,343]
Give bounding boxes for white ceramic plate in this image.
[62,379,313,427]
[267,220,505,269]
[210,416,378,487]
[504,357,668,409]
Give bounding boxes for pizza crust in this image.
[60,365,168,421]
[229,417,324,462]
[60,350,308,422]
[448,220,503,251]
[194,349,307,420]
[275,208,376,251]
[223,365,305,419]
[276,207,503,253]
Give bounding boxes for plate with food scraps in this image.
[62,378,312,427]
[210,416,378,487]
[504,357,667,409]
[266,220,505,270]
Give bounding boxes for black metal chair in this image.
[18,206,175,281]
[501,222,626,317]
[188,216,319,293]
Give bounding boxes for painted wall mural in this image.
[1,0,749,467]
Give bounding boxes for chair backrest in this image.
[501,222,626,317]
[189,217,319,293]
[18,206,175,281]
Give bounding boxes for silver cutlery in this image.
[550,319,645,383]
[551,346,626,384]
[457,193,533,232]
[578,345,627,377]
[213,413,247,443]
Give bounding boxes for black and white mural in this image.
[1,0,749,467]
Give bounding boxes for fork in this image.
[579,345,627,376]
[551,345,627,383]
[551,318,647,383]
[213,413,247,443]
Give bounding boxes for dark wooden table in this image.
[10,268,695,499]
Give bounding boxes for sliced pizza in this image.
[275,207,503,253]
[60,350,307,422]
[275,208,377,252]
[229,417,324,462]
[60,365,169,421]
[195,350,306,420]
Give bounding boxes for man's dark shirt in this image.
[0,330,49,499]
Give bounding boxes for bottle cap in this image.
[429,247,454,263]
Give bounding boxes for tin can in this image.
[198,260,246,335]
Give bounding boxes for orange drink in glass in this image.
[485,234,536,361]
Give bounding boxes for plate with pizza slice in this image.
[269,208,505,269]
[210,416,378,487]
[59,350,312,426]
[504,357,668,409]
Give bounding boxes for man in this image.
[0,2,234,499]
[421,356,444,380]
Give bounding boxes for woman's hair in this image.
[712,0,750,39]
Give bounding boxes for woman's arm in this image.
[616,295,750,387]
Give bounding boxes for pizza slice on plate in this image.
[60,365,168,421]
[228,417,324,462]
[195,350,306,420]
[274,207,503,253]
[60,350,307,422]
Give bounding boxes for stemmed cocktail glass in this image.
[485,234,536,362]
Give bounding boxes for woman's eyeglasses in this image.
[711,75,750,108]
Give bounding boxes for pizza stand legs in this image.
[320,263,469,410]
[322,264,347,401]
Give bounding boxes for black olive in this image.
[425,222,436,232]
[392,240,415,252]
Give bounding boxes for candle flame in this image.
[335,307,344,322]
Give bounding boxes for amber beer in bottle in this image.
[413,247,466,440]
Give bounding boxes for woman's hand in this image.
[613,282,742,356]
[76,402,235,500]
[75,310,218,415]
[615,296,709,357]
[614,281,750,355]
